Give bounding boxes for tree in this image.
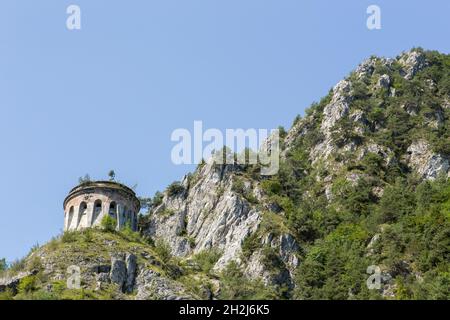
[78,174,91,185]
[108,170,116,181]
[166,181,184,197]
[0,258,7,272]
[138,197,152,212]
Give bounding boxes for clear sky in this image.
[0,0,449,262]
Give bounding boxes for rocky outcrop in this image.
[143,157,301,288]
[135,269,193,300]
[0,270,38,294]
[321,80,352,135]
[108,253,137,293]
[144,161,264,270]
[406,140,449,180]
[243,233,299,290]
[399,50,428,80]
[110,255,127,289]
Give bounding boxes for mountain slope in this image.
[141,48,450,299]
[1,48,449,300]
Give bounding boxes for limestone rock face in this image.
[243,233,299,290]
[406,140,450,180]
[135,269,193,300]
[108,253,138,293]
[125,253,137,293]
[321,80,352,135]
[399,50,427,80]
[0,270,38,294]
[376,74,391,89]
[110,255,127,289]
[142,158,301,287]
[145,161,264,269]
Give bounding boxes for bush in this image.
[377,178,415,223]
[8,258,26,274]
[260,179,282,195]
[241,232,260,260]
[18,275,38,294]
[152,191,164,207]
[0,258,7,272]
[61,231,78,243]
[0,288,15,300]
[154,240,172,264]
[101,215,117,232]
[120,223,142,243]
[81,228,94,243]
[231,177,245,194]
[157,208,175,218]
[192,249,222,274]
[46,237,60,251]
[167,182,185,197]
[219,261,280,300]
[28,256,43,272]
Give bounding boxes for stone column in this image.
[116,203,123,230]
[63,210,68,231]
[86,202,94,229]
[72,205,80,231]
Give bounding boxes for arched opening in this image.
[77,202,88,228]
[128,210,133,227]
[109,202,117,218]
[67,206,74,230]
[92,200,102,225]
[130,211,137,231]
[120,207,128,227]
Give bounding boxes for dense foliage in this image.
[256,49,450,299]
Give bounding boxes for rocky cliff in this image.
[141,48,450,299]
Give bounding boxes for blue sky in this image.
[0,0,449,262]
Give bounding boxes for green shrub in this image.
[154,240,172,264]
[18,275,38,294]
[152,191,164,207]
[156,207,175,218]
[186,236,196,249]
[377,178,415,223]
[27,256,43,272]
[8,258,26,274]
[0,258,7,272]
[101,215,117,232]
[120,223,142,243]
[167,182,185,197]
[61,231,78,243]
[219,261,280,300]
[192,249,222,274]
[0,288,15,300]
[231,177,245,194]
[260,179,282,195]
[241,233,260,260]
[46,237,60,251]
[81,228,94,243]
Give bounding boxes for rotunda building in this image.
[63,181,140,232]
